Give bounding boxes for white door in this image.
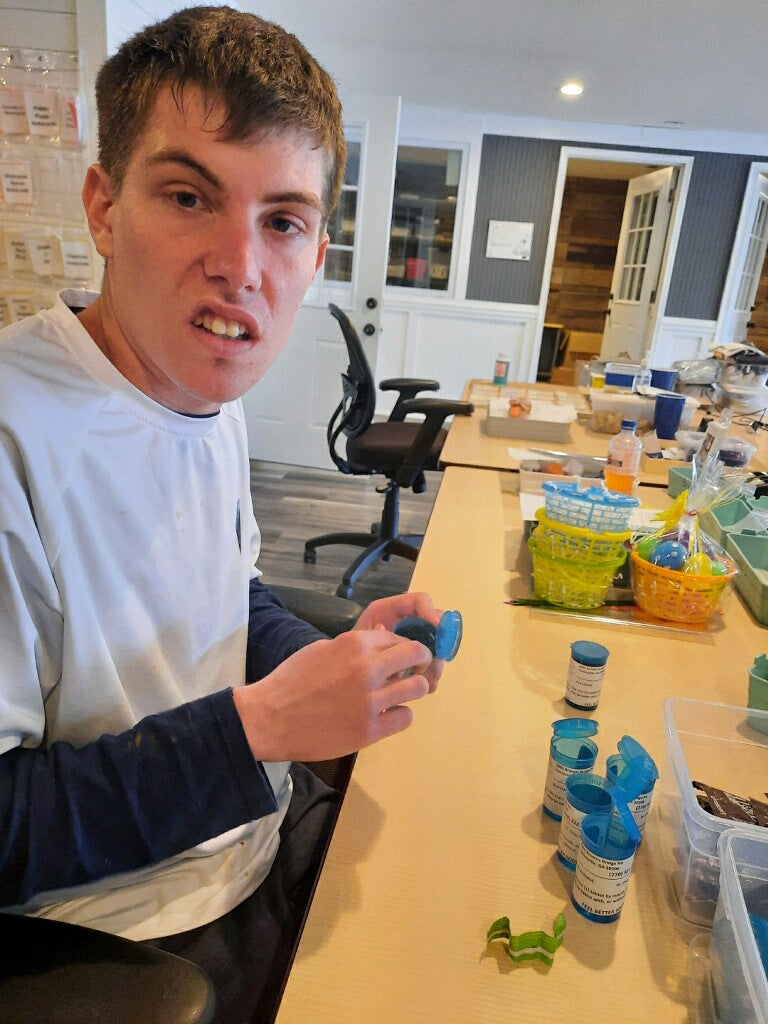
[719,175,768,346]
[241,93,401,468]
[600,166,676,362]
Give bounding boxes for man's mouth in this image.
[193,313,251,340]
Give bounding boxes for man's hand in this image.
[353,591,445,692]
[233,617,437,762]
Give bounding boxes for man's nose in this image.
[203,218,262,294]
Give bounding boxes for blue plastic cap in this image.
[571,641,610,666]
[393,610,463,662]
[434,610,462,661]
[552,718,599,738]
[621,419,637,430]
[614,736,659,796]
[605,786,643,844]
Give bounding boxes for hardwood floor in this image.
[249,459,442,607]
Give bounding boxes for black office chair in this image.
[304,303,473,599]
[0,913,216,1023]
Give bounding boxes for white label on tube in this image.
[543,755,592,817]
[627,790,652,833]
[573,842,636,917]
[558,798,587,866]
[565,659,605,708]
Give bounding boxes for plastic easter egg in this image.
[650,540,688,570]
[635,535,657,561]
[710,562,727,576]
[684,552,712,576]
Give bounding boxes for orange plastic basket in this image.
[629,549,737,623]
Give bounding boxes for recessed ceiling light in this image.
[560,82,583,97]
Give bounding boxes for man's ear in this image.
[315,231,329,273]
[81,164,116,260]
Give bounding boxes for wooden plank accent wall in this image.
[544,176,627,334]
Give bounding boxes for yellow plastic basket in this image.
[629,549,737,623]
[528,535,626,609]
[533,509,631,562]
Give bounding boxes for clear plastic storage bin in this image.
[662,697,768,926]
[710,829,768,1024]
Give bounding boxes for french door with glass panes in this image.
[241,94,401,468]
[600,166,675,362]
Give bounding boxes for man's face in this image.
[81,86,329,414]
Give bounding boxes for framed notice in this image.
[486,220,533,261]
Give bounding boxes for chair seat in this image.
[347,421,447,474]
[0,913,216,1024]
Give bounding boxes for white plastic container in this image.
[710,829,768,1024]
[662,698,768,926]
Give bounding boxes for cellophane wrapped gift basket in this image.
[629,451,748,624]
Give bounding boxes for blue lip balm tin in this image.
[393,610,462,661]
[542,718,599,821]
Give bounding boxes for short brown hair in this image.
[95,6,346,220]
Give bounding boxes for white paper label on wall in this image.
[24,90,59,139]
[58,92,83,145]
[0,87,30,135]
[486,220,533,261]
[0,161,34,206]
[5,232,32,274]
[28,235,64,278]
[8,291,36,321]
[59,239,93,280]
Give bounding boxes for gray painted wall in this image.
[467,135,764,321]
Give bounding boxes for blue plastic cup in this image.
[654,393,686,439]
[650,368,677,390]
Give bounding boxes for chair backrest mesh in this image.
[329,304,376,440]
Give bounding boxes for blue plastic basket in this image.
[541,481,639,533]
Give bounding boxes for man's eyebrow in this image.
[145,150,223,190]
[263,190,324,215]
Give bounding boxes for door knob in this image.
[363,323,376,336]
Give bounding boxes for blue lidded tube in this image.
[572,794,642,923]
[393,610,463,661]
[605,735,659,836]
[542,718,599,822]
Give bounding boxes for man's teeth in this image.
[194,314,247,338]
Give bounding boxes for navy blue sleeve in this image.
[0,689,276,907]
[245,577,327,681]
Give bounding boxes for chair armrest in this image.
[395,398,474,489]
[379,378,440,421]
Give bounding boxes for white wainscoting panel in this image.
[376,298,540,413]
[648,317,718,367]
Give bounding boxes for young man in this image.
[0,8,444,1021]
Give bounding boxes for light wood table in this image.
[440,379,768,483]
[276,468,766,1023]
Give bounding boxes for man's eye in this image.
[270,216,299,234]
[174,192,199,209]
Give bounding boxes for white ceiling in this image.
[248,0,768,142]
